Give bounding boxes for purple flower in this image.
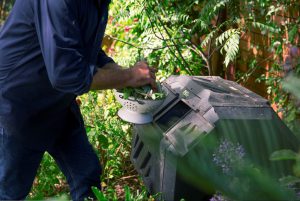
[212,139,246,175]
[210,192,228,201]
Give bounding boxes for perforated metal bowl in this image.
[114,87,167,124]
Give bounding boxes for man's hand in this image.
[126,61,157,90]
[90,61,157,91]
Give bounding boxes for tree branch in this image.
[187,44,211,75]
[105,34,178,51]
[143,2,193,74]
[153,0,194,75]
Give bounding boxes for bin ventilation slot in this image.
[145,167,151,177]
[140,152,151,169]
[133,134,139,148]
[156,101,191,132]
[133,141,144,159]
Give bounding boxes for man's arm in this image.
[90,61,157,90]
[100,62,122,70]
[93,48,158,90]
[34,0,93,95]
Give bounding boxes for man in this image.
[0,0,156,200]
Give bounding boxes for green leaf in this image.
[120,82,166,100]
[279,175,300,186]
[270,149,298,161]
[85,126,92,133]
[201,30,217,47]
[220,29,240,67]
[125,186,131,201]
[252,22,280,34]
[92,186,108,201]
[98,134,109,149]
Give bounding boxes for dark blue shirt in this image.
[0,0,114,147]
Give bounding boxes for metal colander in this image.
[114,87,167,124]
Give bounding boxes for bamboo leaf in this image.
[270,149,298,161]
[92,187,108,201]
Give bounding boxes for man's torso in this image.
[0,0,109,146]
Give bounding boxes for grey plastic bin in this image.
[130,76,299,201]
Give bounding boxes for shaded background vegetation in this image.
[1,0,300,200]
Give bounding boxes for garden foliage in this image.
[105,0,300,133]
[1,0,300,200]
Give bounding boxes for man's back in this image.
[0,0,110,147]
[0,1,110,199]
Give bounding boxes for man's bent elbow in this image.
[50,77,92,95]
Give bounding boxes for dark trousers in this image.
[0,106,102,200]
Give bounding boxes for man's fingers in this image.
[131,61,158,89]
[136,62,156,72]
[150,72,156,79]
[149,67,157,73]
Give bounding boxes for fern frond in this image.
[192,18,209,32]
[252,22,281,34]
[179,14,190,24]
[215,29,236,46]
[219,29,240,67]
[201,29,217,47]
[212,0,231,12]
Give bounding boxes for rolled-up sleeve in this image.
[96,49,115,68]
[34,0,93,95]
